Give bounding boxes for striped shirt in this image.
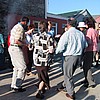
[10,23,24,45]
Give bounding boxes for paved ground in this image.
[0,54,100,100]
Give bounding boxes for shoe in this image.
[41,88,46,94]
[10,87,14,91]
[83,83,89,88]
[56,85,66,92]
[66,93,75,100]
[89,85,96,88]
[13,88,26,92]
[36,90,44,99]
[81,80,88,84]
[95,63,99,67]
[27,72,35,76]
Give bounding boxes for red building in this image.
[7,13,67,35]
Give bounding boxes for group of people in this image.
[8,17,55,99]
[8,16,99,100]
[58,18,100,99]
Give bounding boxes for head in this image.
[85,18,95,29]
[28,24,35,30]
[77,22,86,31]
[66,18,77,29]
[20,16,29,26]
[39,21,48,33]
[48,21,52,31]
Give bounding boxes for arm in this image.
[56,32,68,54]
[0,34,4,47]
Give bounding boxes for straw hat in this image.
[77,22,86,28]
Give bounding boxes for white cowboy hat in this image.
[78,22,86,28]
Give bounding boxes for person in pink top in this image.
[82,19,97,88]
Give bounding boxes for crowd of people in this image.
[0,16,100,100]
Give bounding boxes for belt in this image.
[10,44,22,49]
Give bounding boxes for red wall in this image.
[47,17,67,34]
[7,14,67,35]
[7,14,46,32]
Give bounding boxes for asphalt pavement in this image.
[0,54,100,100]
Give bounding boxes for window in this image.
[62,24,66,28]
[33,21,40,32]
[52,22,57,35]
[33,21,58,35]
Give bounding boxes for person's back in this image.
[10,23,24,45]
[56,26,87,56]
[64,27,86,56]
[86,28,98,52]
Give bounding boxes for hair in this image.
[67,18,77,27]
[84,17,95,29]
[28,24,35,29]
[39,21,48,32]
[21,16,29,23]
[48,21,52,25]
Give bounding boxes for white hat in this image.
[77,22,86,28]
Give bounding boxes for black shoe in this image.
[89,85,96,88]
[36,90,44,99]
[83,83,89,88]
[41,88,46,94]
[13,88,26,92]
[10,87,14,90]
[81,80,88,84]
[56,85,66,92]
[95,63,99,67]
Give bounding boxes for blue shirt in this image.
[56,27,88,56]
[0,34,4,53]
[48,28,55,37]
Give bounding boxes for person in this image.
[33,21,54,99]
[48,21,55,64]
[56,19,88,100]
[0,28,5,67]
[61,25,68,73]
[77,22,87,68]
[8,16,29,92]
[95,23,100,67]
[25,24,35,75]
[82,19,97,88]
[77,22,87,35]
[48,21,55,37]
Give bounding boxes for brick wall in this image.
[0,0,45,38]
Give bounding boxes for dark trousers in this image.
[27,50,33,72]
[83,51,95,86]
[0,53,5,67]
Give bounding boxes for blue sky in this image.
[48,0,100,15]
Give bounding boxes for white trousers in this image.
[8,46,27,88]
